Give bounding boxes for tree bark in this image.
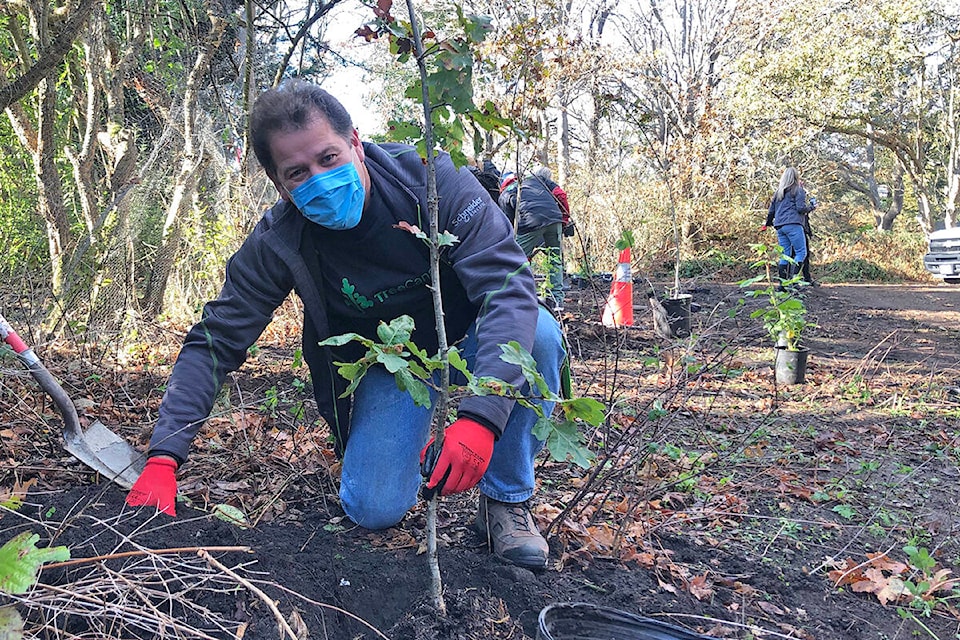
[36,72,71,297]
[144,12,227,315]
[0,0,98,110]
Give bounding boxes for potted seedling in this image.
[661,187,693,338]
[740,245,810,384]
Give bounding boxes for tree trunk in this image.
[4,3,75,301]
[877,171,904,231]
[36,73,71,298]
[557,86,571,183]
[0,0,98,111]
[143,13,227,316]
[944,82,958,230]
[64,9,105,241]
[877,164,904,232]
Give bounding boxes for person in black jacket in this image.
[498,167,565,311]
[798,203,816,285]
[467,157,501,204]
[762,167,817,283]
[124,80,563,569]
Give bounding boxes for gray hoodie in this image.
[147,143,538,462]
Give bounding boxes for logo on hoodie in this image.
[341,278,373,311]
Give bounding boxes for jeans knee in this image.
[340,492,409,530]
[533,310,564,357]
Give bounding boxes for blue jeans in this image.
[339,306,565,529]
[776,224,807,267]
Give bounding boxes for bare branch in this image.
[0,0,99,110]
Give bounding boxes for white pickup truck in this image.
[923,227,960,284]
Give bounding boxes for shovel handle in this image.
[0,313,30,355]
[0,312,83,442]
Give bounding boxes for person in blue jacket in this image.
[762,167,817,283]
[124,80,564,570]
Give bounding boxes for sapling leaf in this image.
[406,341,434,367]
[560,357,572,400]
[407,360,430,380]
[319,333,370,348]
[387,120,422,141]
[561,397,606,427]
[0,532,70,596]
[498,341,537,371]
[615,230,635,251]
[459,11,493,43]
[470,103,513,131]
[337,361,370,397]
[376,351,409,373]
[448,348,471,378]
[779,298,804,311]
[437,231,459,247]
[533,418,594,468]
[498,341,543,391]
[335,361,366,383]
[468,376,511,397]
[377,316,415,344]
[395,368,432,408]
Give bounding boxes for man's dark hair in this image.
[250,80,354,177]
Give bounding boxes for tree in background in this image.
[734,0,960,234]
[611,0,742,257]
[2,0,958,335]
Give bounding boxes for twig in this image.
[759,518,789,560]
[44,545,251,569]
[28,581,222,640]
[198,549,300,640]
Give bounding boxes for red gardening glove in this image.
[420,418,494,497]
[125,457,178,516]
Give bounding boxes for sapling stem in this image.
[405,0,449,616]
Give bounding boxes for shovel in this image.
[0,312,145,489]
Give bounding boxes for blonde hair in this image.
[775,167,799,202]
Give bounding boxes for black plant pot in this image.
[537,602,717,640]
[661,294,692,338]
[775,346,809,384]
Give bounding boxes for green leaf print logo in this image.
[342,278,374,311]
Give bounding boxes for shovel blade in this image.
[63,420,145,490]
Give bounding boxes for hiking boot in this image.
[474,496,549,569]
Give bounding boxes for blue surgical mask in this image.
[289,162,365,230]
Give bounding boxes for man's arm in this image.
[147,225,295,463]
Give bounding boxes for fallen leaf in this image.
[777,622,814,639]
[658,579,678,594]
[756,600,786,616]
[851,568,908,606]
[687,574,714,600]
[287,608,309,639]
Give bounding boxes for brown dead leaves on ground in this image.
[828,551,960,614]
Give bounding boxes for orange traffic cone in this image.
[601,248,634,327]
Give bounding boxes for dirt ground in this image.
[1,279,959,639]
